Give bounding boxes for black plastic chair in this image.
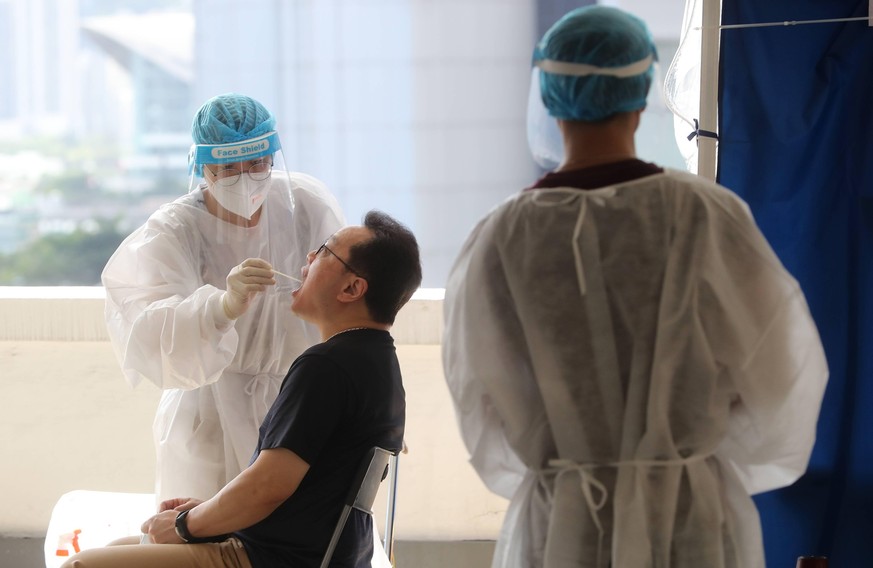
[319,447,398,568]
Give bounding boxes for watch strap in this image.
[174,509,231,544]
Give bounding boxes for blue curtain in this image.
[718,1,873,565]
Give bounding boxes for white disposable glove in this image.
[222,258,276,320]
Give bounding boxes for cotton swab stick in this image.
[273,269,302,283]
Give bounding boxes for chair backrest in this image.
[319,447,395,568]
[381,451,399,560]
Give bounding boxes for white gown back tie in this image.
[539,453,711,568]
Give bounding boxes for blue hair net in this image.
[534,6,658,122]
[191,93,276,145]
[189,93,277,176]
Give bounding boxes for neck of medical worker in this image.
[557,110,640,172]
[318,304,390,343]
[203,188,263,227]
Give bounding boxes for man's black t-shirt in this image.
[527,158,664,190]
[235,328,406,568]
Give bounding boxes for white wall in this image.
[0,287,508,540]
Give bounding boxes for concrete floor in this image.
[0,537,496,568]
[1,536,43,568]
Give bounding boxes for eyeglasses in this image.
[317,241,363,278]
[206,159,273,187]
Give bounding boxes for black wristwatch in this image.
[174,509,230,544]
[174,509,197,543]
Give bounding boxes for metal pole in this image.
[697,0,721,181]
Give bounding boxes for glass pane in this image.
[0,0,684,287]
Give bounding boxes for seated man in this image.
[62,210,422,568]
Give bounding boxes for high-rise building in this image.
[0,0,80,137]
[80,11,194,178]
[193,0,538,287]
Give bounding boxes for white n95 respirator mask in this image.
[208,174,272,220]
[189,131,283,220]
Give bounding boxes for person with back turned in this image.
[442,6,828,567]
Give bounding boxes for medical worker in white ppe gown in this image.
[443,7,828,568]
[102,93,344,503]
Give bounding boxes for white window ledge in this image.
[0,287,445,344]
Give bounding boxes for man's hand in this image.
[158,497,202,513]
[141,510,185,544]
[140,449,309,544]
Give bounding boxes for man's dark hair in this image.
[347,210,422,324]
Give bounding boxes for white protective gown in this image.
[443,169,828,568]
[103,171,344,502]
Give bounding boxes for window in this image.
[0,0,685,287]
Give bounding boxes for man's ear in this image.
[337,276,368,304]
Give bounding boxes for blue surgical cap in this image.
[534,6,658,122]
[189,93,277,176]
[191,92,276,145]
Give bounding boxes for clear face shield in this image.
[526,54,657,172]
[186,131,301,293]
[188,131,293,222]
[526,67,565,171]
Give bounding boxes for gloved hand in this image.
[222,258,276,320]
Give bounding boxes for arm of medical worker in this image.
[443,216,534,500]
[102,225,242,391]
[705,197,828,494]
[142,448,309,543]
[718,284,828,494]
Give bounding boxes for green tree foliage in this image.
[0,220,125,285]
[34,170,94,203]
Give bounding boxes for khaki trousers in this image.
[59,537,253,568]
